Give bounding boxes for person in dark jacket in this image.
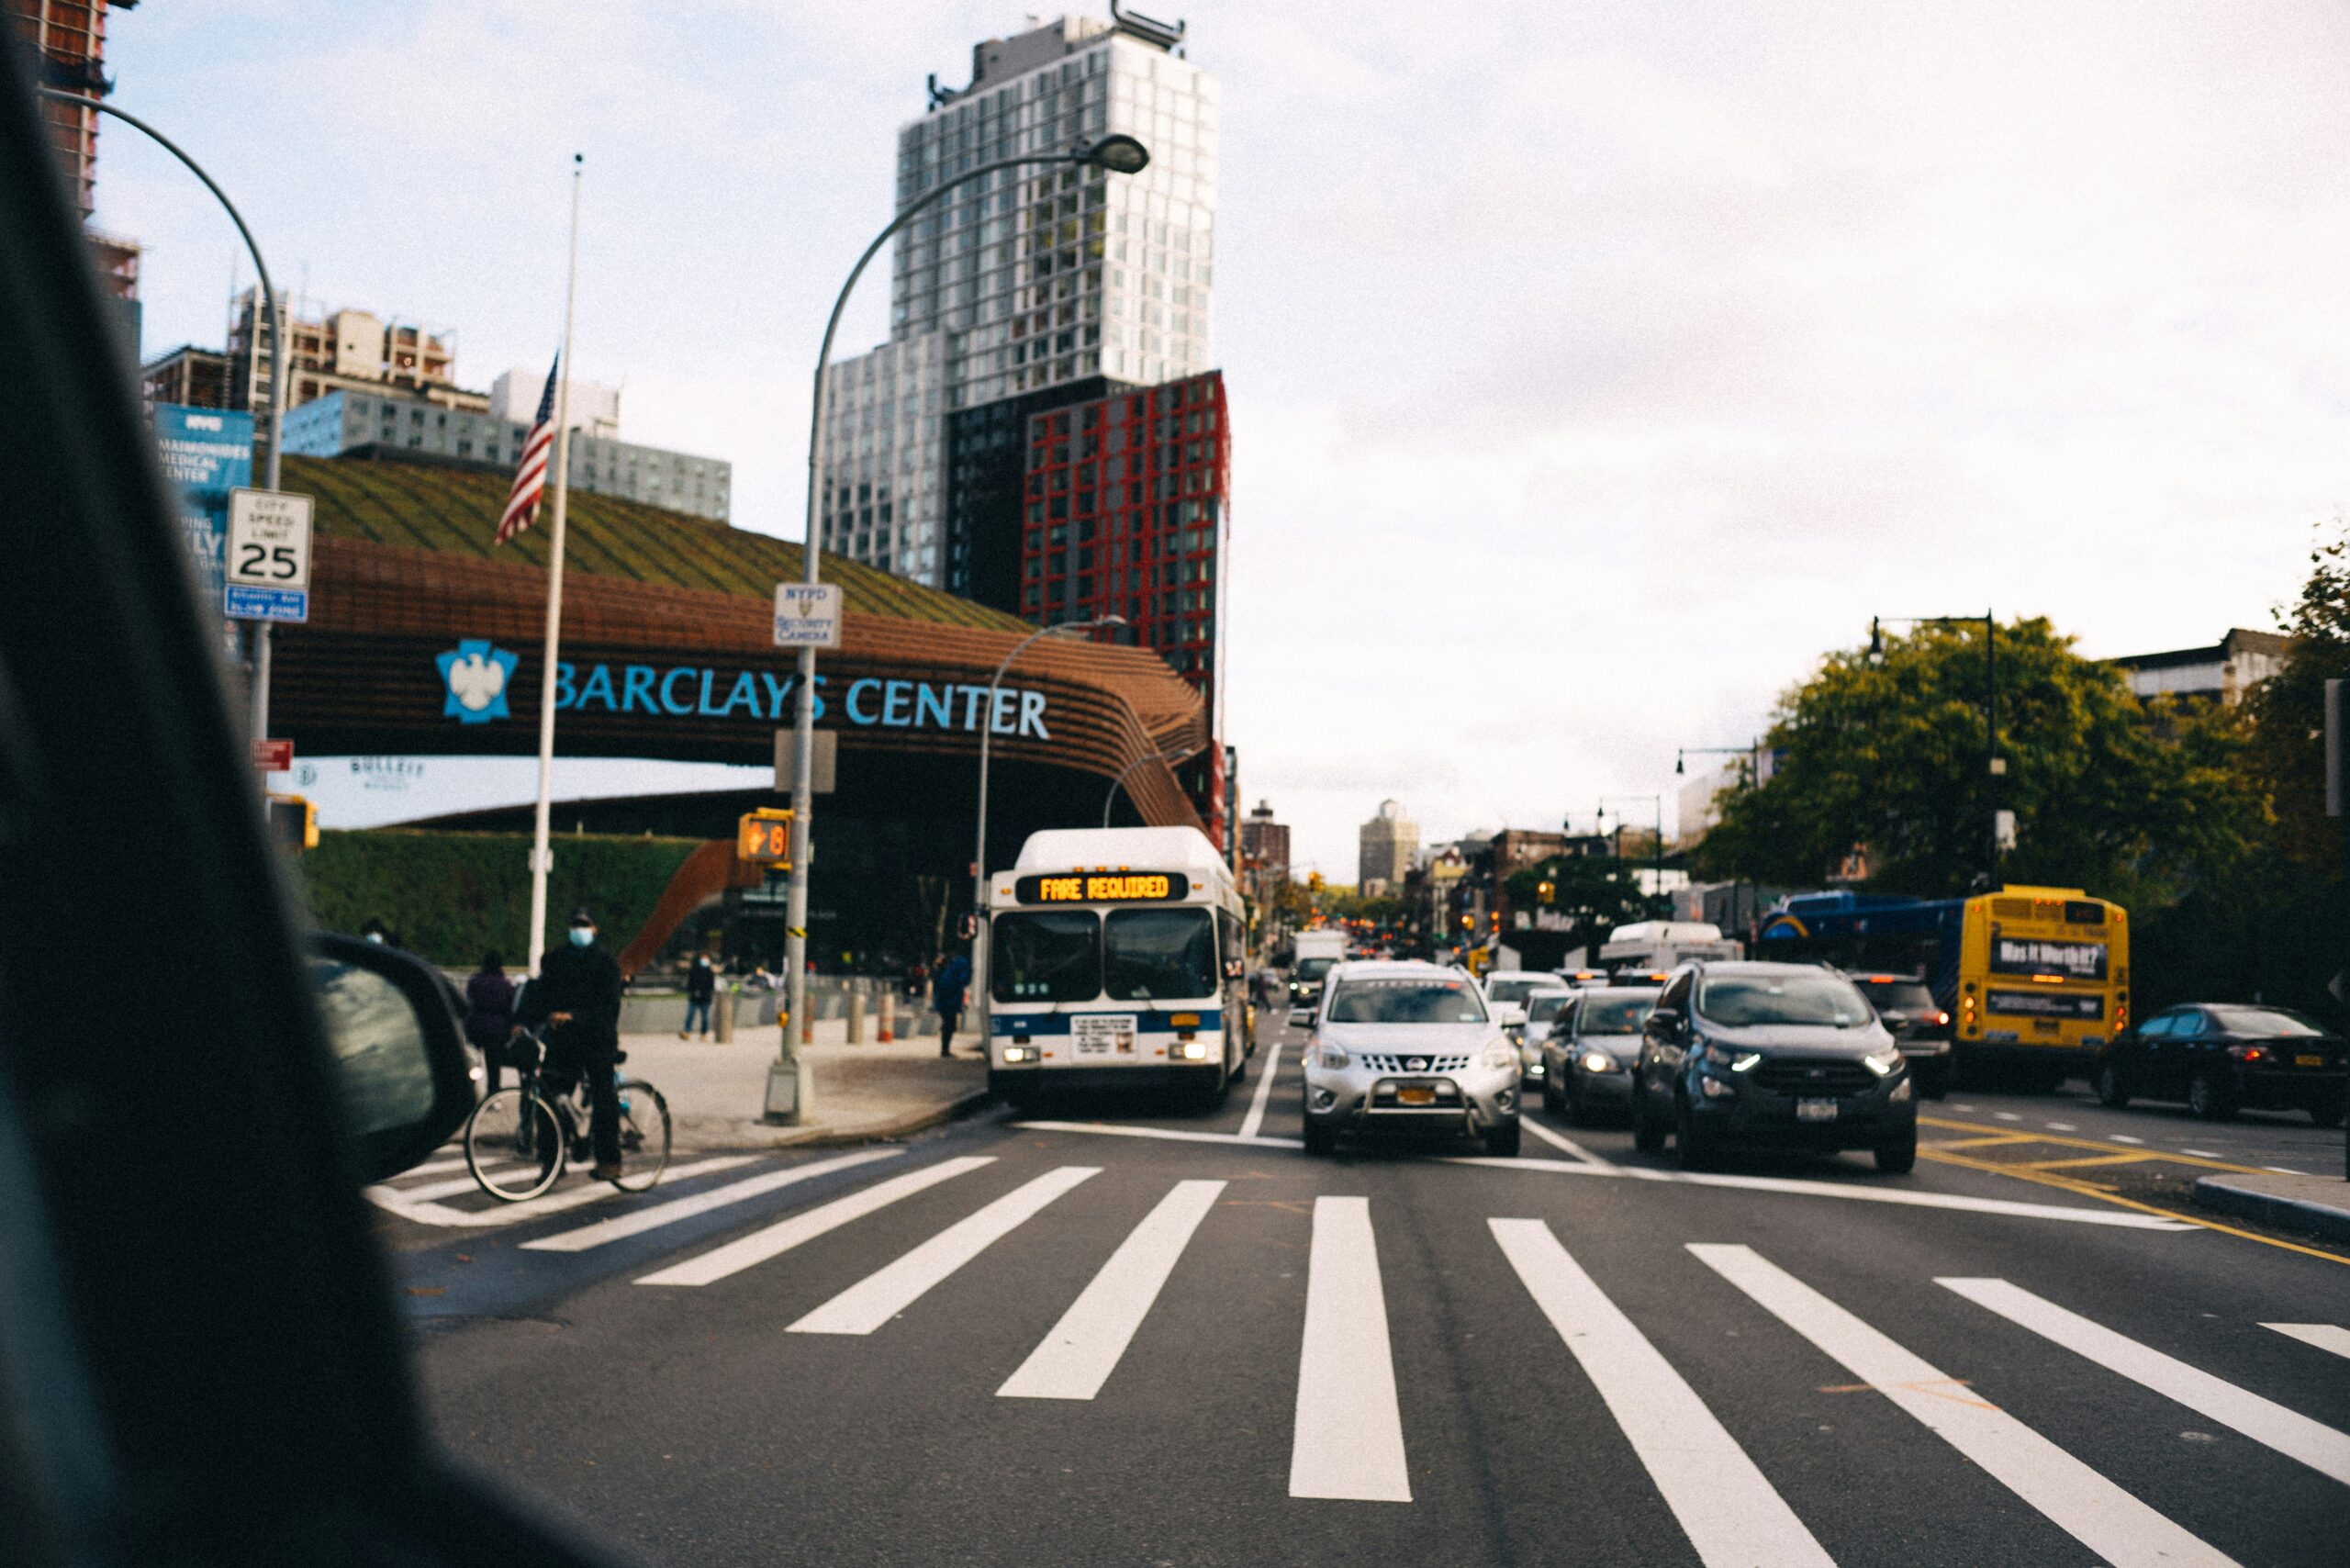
[514,907,626,1180]
[933,950,971,1058]
[682,953,717,1039]
[464,950,517,1093]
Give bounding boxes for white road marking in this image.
[523,1147,903,1252]
[397,1167,532,1203]
[2263,1167,2308,1176]
[1952,1103,1978,1111]
[1994,1112,2023,1122]
[366,1156,756,1229]
[789,1166,1100,1334]
[1290,1195,1410,1503]
[2044,1121,2078,1131]
[1520,1114,1614,1168]
[400,1156,471,1179]
[1493,1221,1831,1566]
[2109,1135,2145,1145]
[635,1156,993,1287]
[1942,1279,2350,1486]
[2263,1323,2350,1361]
[1237,1043,1282,1140]
[2182,1148,2225,1159]
[1014,1118,1302,1149]
[1692,1246,2238,1568]
[998,1179,1225,1400]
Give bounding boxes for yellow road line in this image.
[1918,1148,2350,1269]
[1918,1115,2267,1174]
[2019,1153,2162,1171]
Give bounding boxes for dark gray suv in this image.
[1631,961,1917,1173]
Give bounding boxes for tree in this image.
[1693,617,2261,902]
[1505,855,1668,962]
[2244,520,2350,871]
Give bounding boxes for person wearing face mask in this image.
[514,907,626,1180]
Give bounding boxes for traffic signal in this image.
[737,807,794,866]
[266,793,317,852]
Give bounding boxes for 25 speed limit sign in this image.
[225,487,314,622]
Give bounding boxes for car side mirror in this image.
[308,933,476,1184]
[1644,1006,1683,1039]
[1289,1006,1315,1028]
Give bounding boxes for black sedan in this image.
[1845,971,1953,1099]
[2094,1003,2346,1125]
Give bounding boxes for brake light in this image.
[2229,1044,2271,1066]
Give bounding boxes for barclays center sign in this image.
[435,641,1055,740]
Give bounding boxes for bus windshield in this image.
[1697,973,1871,1027]
[1103,908,1217,1002]
[991,911,1100,1003]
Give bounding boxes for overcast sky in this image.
[103,2,2350,877]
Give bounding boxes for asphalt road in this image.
[393,1018,2350,1566]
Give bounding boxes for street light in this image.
[968,613,1125,1033]
[1868,611,1999,887]
[775,135,1150,1094]
[39,88,285,762]
[1596,794,1664,893]
[1103,743,1198,826]
[1678,743,1765,938]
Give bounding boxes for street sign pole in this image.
[2329,678,2348,1183]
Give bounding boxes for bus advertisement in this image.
[1755,885,2128,1088]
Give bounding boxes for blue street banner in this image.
[153,403,254,615]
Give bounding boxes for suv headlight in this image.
[1317,1043,1351,1070]
[1479,1041,1516,1072]
[1580,1049,1621,1074]
[1863,1045,1904,1077]
[1703,1042,1762,1073]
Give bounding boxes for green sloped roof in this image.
[282,454,1024,630]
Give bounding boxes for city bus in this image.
[984,825,1249,1110]
[1754,885,2129,1089]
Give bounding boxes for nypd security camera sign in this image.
[773,581,843,648]
[224,487,314,622]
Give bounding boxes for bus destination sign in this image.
[1017,871,1192,905]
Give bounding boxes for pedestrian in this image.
[513,907,626,1181]
[464,949,517,1093]
[682,952,717,1039]
[933,948,971,1058]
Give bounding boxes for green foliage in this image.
[1694,617,2261,902]
[298,829,703,967]
[1504,855,1669,958]
[2243,521,2350,871]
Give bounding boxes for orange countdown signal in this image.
[737,808,794,867]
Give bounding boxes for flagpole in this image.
[526,153,584,977]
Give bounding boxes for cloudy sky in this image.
[103,2,2350,876]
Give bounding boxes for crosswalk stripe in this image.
[789,1166,1101,1334]
[1013,1119,1304,1148]
[1290,1195,1410,1503]
[367,1155,755,1228]
[1494,1222,1831,1565]
[522,1147,904,1252]
[1942,1279,2350,1486]
[999,1179,1226,1400]
[1691,1245,2239,1568]
[402,1156,471,1179]
[1237,1043,1282,1139]
[635,1156,994,1288]
[400,1166,532,1203]
[2263,1323,2350,1361]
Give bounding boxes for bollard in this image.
[714,985,736,1043]
[878,989,895,1042]
[846,991,866,1045]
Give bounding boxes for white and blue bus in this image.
[985,826,1249,1109]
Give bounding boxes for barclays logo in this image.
[436,639,518,723]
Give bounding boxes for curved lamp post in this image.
[1102,744,1197,826]
[39,87,285,749]
[776,133,1148,1086]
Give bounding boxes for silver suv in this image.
[1300,961,1521,1157]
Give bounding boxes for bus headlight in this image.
[1002,1045,1037,1064]
[1174,1040,1211,1061]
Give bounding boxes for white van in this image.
[1287,929,1348,1022]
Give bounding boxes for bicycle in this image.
[463,1025,672,1202]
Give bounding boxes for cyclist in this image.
[515,907,625,1180]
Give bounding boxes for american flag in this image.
[496,354,560,544]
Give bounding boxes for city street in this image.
[394,1017,2350,1567]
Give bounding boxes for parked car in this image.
[2094,1004,2346,1125]
[1843,971,1953,1099]
[1632,961,1917,1173]
[1299,961,1522,1157]
[1541,983,1661,1124]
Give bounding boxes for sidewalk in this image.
[2193,1169,2350,1246]
[620,1020,990,1153]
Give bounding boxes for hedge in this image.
[299,829,704,967]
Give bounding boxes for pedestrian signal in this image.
[737,808,793,866]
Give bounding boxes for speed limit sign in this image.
[225,487,313,622]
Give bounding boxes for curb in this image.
[677,1086,999,1155]
[2192,1175,2350,1246]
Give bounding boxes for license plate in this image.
[1396,1085,1437,1106]
[1071,1014,1136,1056]
[2298,1053,2326,1068]
[1796,1098,1838,1122]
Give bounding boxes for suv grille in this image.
[1751,1058,1877,1096]
[1359,1054,1471,1073]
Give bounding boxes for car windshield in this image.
[1484,977,1544,1004]
[990,912,1099,1002]
[1579,991,1659,1034]
[1854,979,1936,1012]
[1696,972,1872,1027]
[1103,908,1217,1002]
[1295,957,1337,982]
[1326,980,1489,1025]
[1526,992,1572,1024]
[2208,1005,2329,1038]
